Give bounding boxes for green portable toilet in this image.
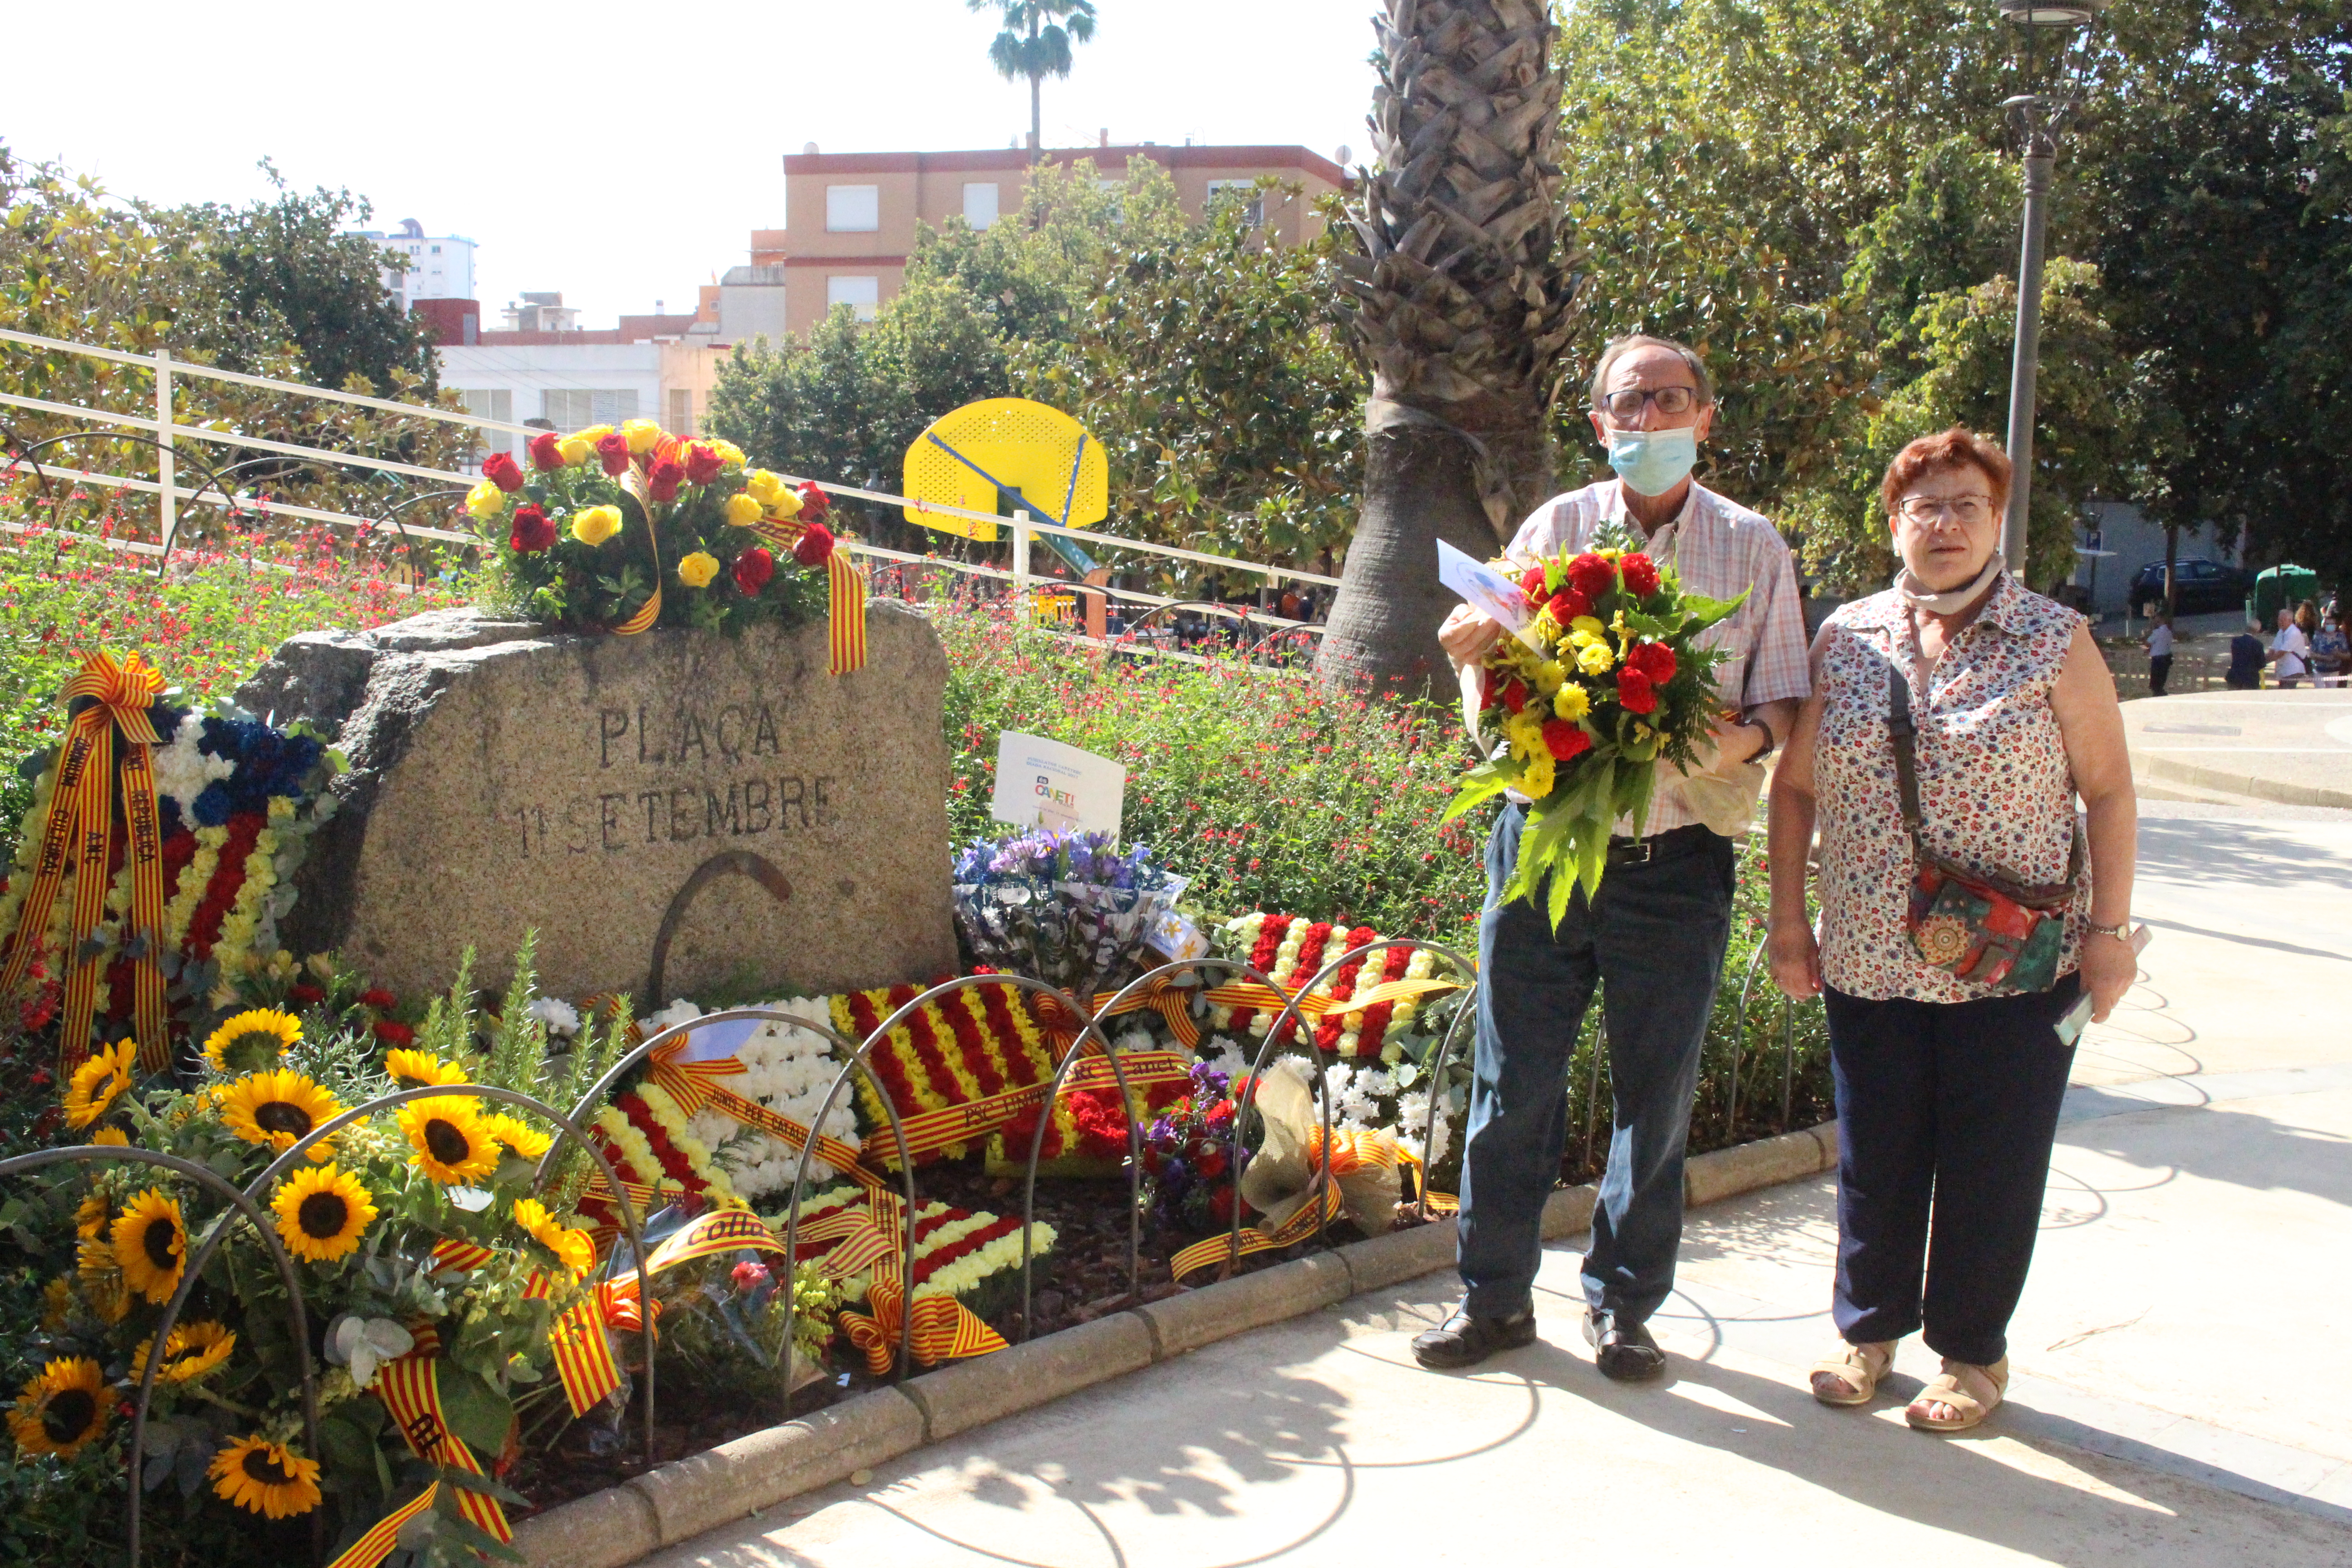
[2250,564,2317,626]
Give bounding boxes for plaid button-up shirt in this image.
[1506,479,1812,834]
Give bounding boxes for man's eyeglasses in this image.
[1595,386,1700,420]
[1897,494,1994,526]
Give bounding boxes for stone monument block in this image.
[238,603,956,1002]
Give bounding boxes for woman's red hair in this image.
[1882,428,2012,518]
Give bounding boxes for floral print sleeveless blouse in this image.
[1813,574,2091,1002]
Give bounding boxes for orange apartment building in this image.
[722,142,1350,339]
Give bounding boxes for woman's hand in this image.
[2078,928,2136,1023]
[1439,605,1503,671]
[1768,916,1821,1000]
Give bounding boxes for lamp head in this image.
[1998,0,2105,26]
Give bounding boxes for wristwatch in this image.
[2084,919,2131,941]
[1740,716,1778,764]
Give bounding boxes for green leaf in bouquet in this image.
[1441,756,1521,824]
[1676,586,1750,631]
[433,1361,514,1459]
[1620,608,1673,640]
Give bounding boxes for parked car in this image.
[2129,557,2252,617]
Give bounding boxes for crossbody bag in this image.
[1886,664,2081,993]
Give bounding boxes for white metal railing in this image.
[0,326,1343,611]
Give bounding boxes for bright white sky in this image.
[8,0,1381,329]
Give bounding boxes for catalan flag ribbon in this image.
[375,1355,510,1544]
[826,551,867,675]
[1030,976,1205,1054]
[858,1047,1194,1167]
[610,470,663,636]
[322,1482,439,1568]
[1197,975,1459,1023]
[837,1276,1008,1377]
[427,1238,494,1276]
[1167,1181,1347,1284]
[546,1291,622,1416]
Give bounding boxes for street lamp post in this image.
[1995,0,2107,577]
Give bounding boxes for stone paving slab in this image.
[2123,690,2352,810]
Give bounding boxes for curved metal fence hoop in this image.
[1225,939,1480,1270]
[226,1082,659,1473]
[0,428,249,572]
[1410,980,1481,1210]
[0,1143,326,1568]
[366,486,472,590]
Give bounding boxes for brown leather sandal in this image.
[1809,1341,1895,1406]
[1906,1357,2009,1432]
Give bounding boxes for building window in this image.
[1207,180,1264,228]
[541,389,641,430]
[460,389,514,458]
[826,185,880,232]
[668,388,695,436]
[827,275,880,323]
[963,182,1000,229]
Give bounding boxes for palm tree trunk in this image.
[1030,73,1042,160]
[1316,0,1579,697]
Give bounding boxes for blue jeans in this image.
[1457,805,1735,1322]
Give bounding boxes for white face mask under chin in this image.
[1894,553,2003,615]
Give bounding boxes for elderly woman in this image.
[1766,428,2137,1433]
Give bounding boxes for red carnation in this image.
[508,503,556,553]
[372,1020,415,1047]
[732,545,775,594]
[683,442,725,485]
[528,431,564,471]
[1628,641,1677,684]
[1478,669,1499,710]
[791,521,834,568]
[1546,589,1592,624]
[596,431,631,475]
[1519,565,1548,599]
[646,456,686,504]
[1616,666,1658,715]
[1567,552,1617,599]
[794,481,831,520]
[1620,552,1661,598]
[1542,719,1593,761]
[481,451,524,493]
[1500,678,1528,715]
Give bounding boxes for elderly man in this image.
[1415,335,1811,1378]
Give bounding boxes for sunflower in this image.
[111,1187,186,1303]
[39,1277,73,1331]
[513,1197,596,1275]
[88,1127,130,1147]
[75,1236,130,1324]
[63,1038,137,1129]
[74,1192,113,1241]
[272,1163,377,1263]
[483,1114,553,1162]
[7,1358,109,1460]
[132,1321,237,1385]
[202,1009,301,1074]
[219,1070,343,1161]
[208,1435,322,1519]
[395,1096,499,1183]
[383,1049,467,1091]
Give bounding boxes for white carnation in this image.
[151,714,234,809]
[527,997,581,1037]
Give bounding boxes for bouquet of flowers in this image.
[467,419,838,637]
[1445,542,1745,920]
[1140,1062,1249,1235]
[950,829,1184,1002]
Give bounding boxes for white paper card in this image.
[990,731,1127,838]
[1146,907,1209,962]
[1437,539,1544,651]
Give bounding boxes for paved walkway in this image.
[652,810,2352,1567]
[2124,688,2352,809]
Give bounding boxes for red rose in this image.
[1500,678,1527,715]
[683,442,725,485]
[1616,666,1658,715]
[508,503,556,553]
[732,545,775,594]
[1628,641,1677,684]
[528,431,564,471]
[791,521,834,568]
[359,987,398,1010]
[372,1020,415,1046]
[596,431,631,475]
[1620,552,1661,598]
[1542,719,1593,760]
[1567,552,1617,599]
[1546,589,1592,624]
[481,451,524,493]
[646,456,686,504]
[794,481,831,520]
[1519,565,1548,599]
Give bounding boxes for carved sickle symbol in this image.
[645,850,794,1006]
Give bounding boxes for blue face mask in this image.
[1606,426,1698,497]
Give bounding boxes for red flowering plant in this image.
[470,420,834,636]
[1446,543,1745,918]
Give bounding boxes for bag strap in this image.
[1885,662,1929,857]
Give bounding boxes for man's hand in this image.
[1440,604,1504,671]
[1676,715,1761,780]
[1767,916,1821,1000]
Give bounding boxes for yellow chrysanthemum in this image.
[1552,685,1592,722]
[219,1071,343,1160]
[385,1049,468,1091]
[396,1097,500,1183]
[1569,614,1607,637]
[571,505,622,546]
[7,1357,108,1460]
[1576,640,1615,676]
[208,1436,322,1519]
[272,1163,378,1263]
[464,479,505,519]
[621,417,663,454]
[133,1321,236,1385]
[202,1009,300,1074]
[513,1198,596,1275]
[112,1187,186,1303]
[1520,752,1557,801]
[64,1038,137,1129]
[484,1115,553,1161]
[676,551,720,589]
[1533,660,1567,696]
[75,1236,129,1324]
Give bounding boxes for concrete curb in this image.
[2142,753,2352,812]
[511,1120,1838,1565]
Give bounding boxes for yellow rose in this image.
[709,439,747,467]
[464,480,504,519]
[573,424,614,444]
[765,488,803,522]
[677,551,720,588]
[1577,641,1616,676]
[556,436,594,467]
[622,418,662,455]
[571,505,622,546]
[744,469,786,506]
[723,493,765,527]
[1552,684,1592,721]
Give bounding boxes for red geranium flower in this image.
[683,442,725,485]
[732,545,775,594]
[527,431,564,472]
[1620,552,1661,598]
[794,481,831,520]
[791,521,834,568]
[1566,552,1617,599]
[1519,565,1548,599]
[1627,641,1677,684]
[646,456,686,504]
[1542,719,1592,760]
[508,503,556,553]
[596,431,631,475]
[1616,666,1658,715]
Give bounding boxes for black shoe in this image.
[1583,1308,1666,1381]
[1411,1301,1538,1369]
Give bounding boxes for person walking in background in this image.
[2270,607,2312,688]
[2312,607,2349,680]
[1766,428,2138,1435]
[2144,612,2175,697]
[2226,619,2267,689]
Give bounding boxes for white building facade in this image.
[437,341,730,465]
[354,218,477,313]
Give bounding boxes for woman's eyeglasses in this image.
[1596,386,1700,420]
[1897,494,1994,525]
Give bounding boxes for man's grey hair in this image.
[1588,334,1715,409]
